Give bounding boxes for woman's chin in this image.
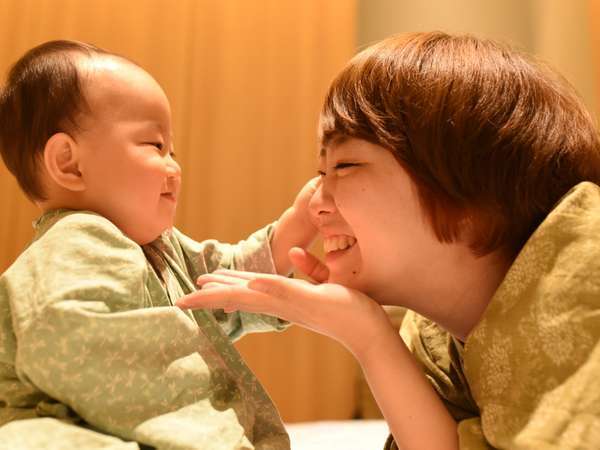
[327,270,365,291]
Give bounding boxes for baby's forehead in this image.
[77,56,152,100]
[74,55,169,124]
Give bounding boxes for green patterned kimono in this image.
[386,182,600,450]
[0,210,290,449]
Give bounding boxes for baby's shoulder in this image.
[44,210,128,240]
[16,211,146,270]
[41,211,140,252]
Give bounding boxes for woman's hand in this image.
[177,247,459,448]
[177,247,392,358]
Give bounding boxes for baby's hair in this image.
[320,31,600,256]
[0,40,118,201]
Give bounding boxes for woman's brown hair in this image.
[320,31,600,256]
[0,40,111,201]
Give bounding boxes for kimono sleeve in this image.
[170,225,289,340]
[9,215,253,448]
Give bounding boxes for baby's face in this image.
[74,56,181,244]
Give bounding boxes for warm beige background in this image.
[1,0,600,425]
[0,0,359,423]
[358,0,600,122]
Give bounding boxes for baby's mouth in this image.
[323,235,357,254]
[160,192,176,201]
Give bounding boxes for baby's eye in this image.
[152,143,164,150]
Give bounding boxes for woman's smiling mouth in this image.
[323,235,357,254]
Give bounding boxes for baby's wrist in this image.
[290,205,318,242]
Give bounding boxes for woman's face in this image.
[310,138,443,305]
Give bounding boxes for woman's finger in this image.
[200,269,283,283]
[196,272,251,288]
[210,269,258,279]
[288,247,329,283]
[177,284,276,314]
[182,275,317,325]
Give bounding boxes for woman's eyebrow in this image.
[319,146,341,157]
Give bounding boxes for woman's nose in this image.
[308,178,336,224]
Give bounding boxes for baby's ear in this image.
[43,132,85,192]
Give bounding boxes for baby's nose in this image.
[166,157,181,176]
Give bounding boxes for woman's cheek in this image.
[332,180,355,212]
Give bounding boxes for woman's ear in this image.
[42,132,86,192]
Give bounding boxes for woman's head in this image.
[319,31,600,257]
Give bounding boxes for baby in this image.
[0,40,315,449]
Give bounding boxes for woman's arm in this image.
[355,318,459,450]
[177,266,458,449]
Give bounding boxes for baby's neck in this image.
[36,193,88,214]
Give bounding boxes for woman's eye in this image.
[317,163,359,177]
[153,143,164,150]
[334,162,359,172]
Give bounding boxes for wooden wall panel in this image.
[591,0,600,118]
[0,0,358,422]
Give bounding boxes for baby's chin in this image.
[128,224,173,245]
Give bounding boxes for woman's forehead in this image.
[320,138,387,158]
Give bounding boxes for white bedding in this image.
[286,420,389,450]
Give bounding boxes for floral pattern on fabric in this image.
[387,182,600,450]
[0,210,290,449]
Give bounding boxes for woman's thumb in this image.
[289,247,329,283]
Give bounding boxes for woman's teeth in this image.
[323,235,357,253]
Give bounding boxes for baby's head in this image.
[0,40,180,244]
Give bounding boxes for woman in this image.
[178,32,600,449]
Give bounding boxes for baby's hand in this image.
[292,176,320,222]
[270,177,319,275]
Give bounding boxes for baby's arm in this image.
[269,177,319,275]
[171,179,318,338]
[171,225,289,340]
